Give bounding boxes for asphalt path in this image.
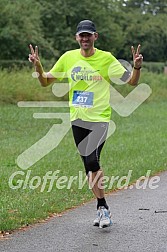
[0,171,167,252]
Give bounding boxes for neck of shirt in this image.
[80,48,96,58]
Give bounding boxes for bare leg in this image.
[89,169,111,227]
[88,169,105,199]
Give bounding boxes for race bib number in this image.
[72,91,94,108]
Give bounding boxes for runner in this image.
[28,19,143,228]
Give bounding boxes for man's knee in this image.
[84,158,101,174]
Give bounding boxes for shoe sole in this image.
[99,224,111,228]
[93,223,99,227]
[99,221,113,228]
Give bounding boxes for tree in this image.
[39,0,124,57]
[120,0,167,15]
[0,0,166,63]
[0,0,54,60]
[120,12,167,61]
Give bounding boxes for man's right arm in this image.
[29,44,56,87]
[35,61,56,87]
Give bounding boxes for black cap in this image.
[76,20,96,35]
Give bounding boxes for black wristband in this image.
[134,66,141,70]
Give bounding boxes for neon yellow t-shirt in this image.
[50,48,126,122]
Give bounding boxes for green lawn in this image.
[0,69,167,231]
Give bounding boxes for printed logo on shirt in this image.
[71,66,102,82]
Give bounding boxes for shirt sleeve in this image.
[108,55,131,84]
[108,55,125,78]
[49,52,68,80]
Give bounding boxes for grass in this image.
[0,68,167,231]
[1,67,167,104]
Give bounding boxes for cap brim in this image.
[76,30,94,35]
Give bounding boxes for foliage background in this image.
[0,0,167,67]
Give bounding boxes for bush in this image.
[0,59,57,72]
[142,61,165,73]
[0,60,29,70]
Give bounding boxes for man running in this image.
[28,20,143,228]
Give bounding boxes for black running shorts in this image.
[71,119,109,174]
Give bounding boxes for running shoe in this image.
[93,206,112,228]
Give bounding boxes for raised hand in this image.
[131,44,143,69]
[28,44,40,66]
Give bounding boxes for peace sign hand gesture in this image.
[28,44,40,66]
[131,44,143,69]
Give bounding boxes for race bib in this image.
[72,91,94,108]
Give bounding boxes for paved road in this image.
[0,171,167,252]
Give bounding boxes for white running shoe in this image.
[93,206,112,228]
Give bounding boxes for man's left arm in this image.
[128,44,143,86]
